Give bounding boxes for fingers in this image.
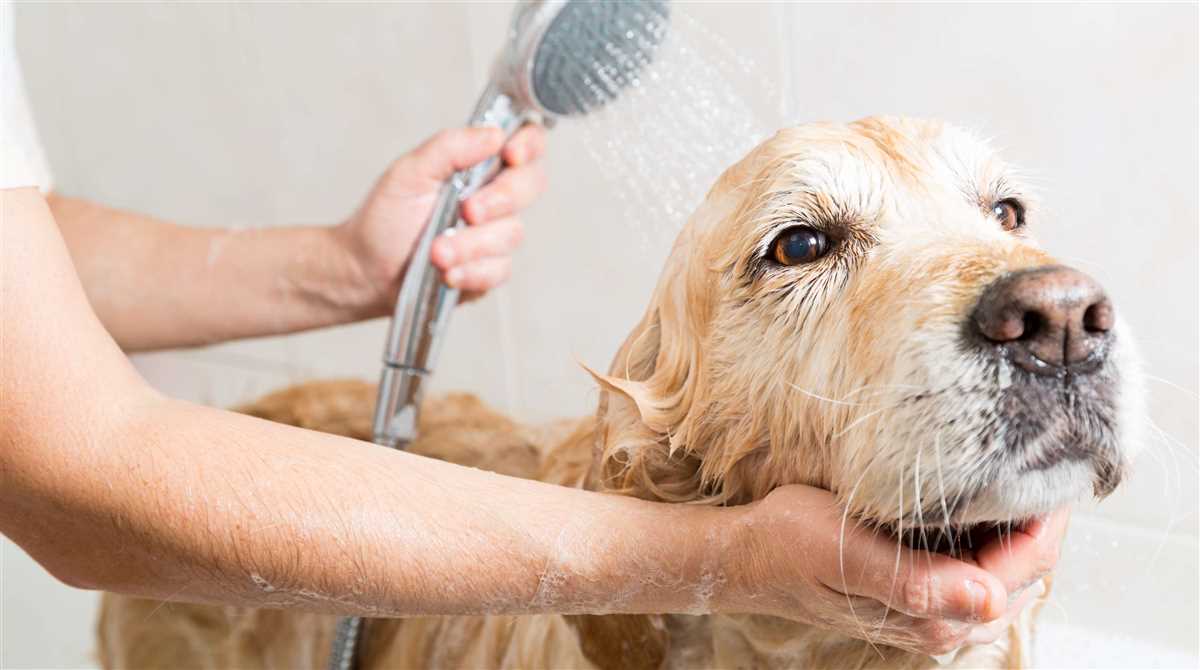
[818,526,1007,623]
[965,577,1044,646]
[401,123,545,188]
[408,127,505,182]
[823,595,973,657]
[462,161,547,225]
[896,575,1046,658]
[974,508,1069,593]
[403,124,545,226]
[462,123,547,224]
[871,592,1024,658]
[431,216,524,270]
[417,124,545,299]
[444,256,512,293]
[834,600,997,658]
[820,577,1043,658]
[887,553,1049,658]
[502,124,547,166]
[429,217,519,293]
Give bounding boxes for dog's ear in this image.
[585,228,715,503]
[585,141,785,504]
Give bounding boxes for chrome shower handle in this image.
[372,91,528,448]
[372,178,461,447]
[337,99,529,670]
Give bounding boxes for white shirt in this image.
[2,0,53,191]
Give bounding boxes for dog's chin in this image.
[879,460,1097,556]
[954,458,1096,526]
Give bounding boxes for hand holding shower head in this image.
[373,0,670,450]
[332,4,670,669]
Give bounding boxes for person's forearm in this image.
[4,187,713,617]
[6,188,723,618]
[5,389,727,617]
[47,194,382,351]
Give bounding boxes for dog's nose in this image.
[972,265,1113,375]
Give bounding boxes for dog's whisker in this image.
[1144,418,1197,469]
[838,452,886,657]
[912,444,933,566]
[841,383,927,398]
[1135,421,1189,534]
[1138,420,1196,562]
[874,466,905,639]
[832,404,902,440]
[787,383,874,407]
[1137,374,1195,401]
[932,434,954,545]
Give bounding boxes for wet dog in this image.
[98,117,1145,669]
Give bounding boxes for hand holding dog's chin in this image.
[709,485,1060,656]
[970,507,1069,594]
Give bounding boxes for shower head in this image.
[495,0,671,118]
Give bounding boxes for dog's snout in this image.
[972,265,1113,374]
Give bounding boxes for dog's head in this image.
[591,116,1145,541]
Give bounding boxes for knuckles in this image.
[901,573,934,617]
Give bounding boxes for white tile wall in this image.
[4,2,1196,668]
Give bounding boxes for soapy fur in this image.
[97,117,1143,669]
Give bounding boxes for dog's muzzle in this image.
[965,264,1125,491]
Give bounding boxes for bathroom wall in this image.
[4,2,1196,668]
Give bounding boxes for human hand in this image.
[715,485,1066,656]
[336,125,547,313]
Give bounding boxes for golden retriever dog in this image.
[98,117,1145,669]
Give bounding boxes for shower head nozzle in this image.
[501,0,671,118]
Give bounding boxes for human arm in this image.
[48,125,546,352]
[4,185,718,618]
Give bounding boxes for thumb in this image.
[815,521,1008,623]
[407,127,505,182]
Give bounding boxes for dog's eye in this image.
[991,199,1025,231]
[771,226,831,265]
